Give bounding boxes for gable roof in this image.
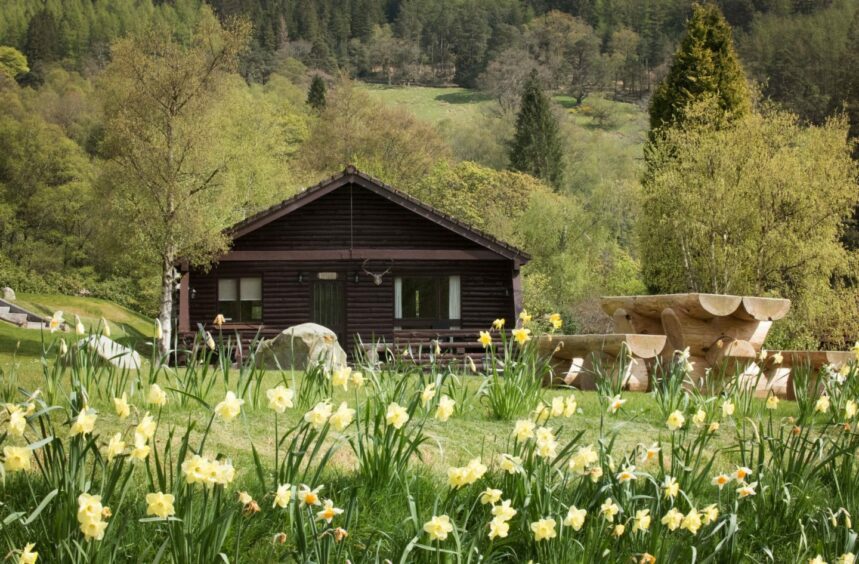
[227,166,531,263]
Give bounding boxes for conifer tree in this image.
[649,2,750,130]
[508,70,565,189]
[307,74,327,110]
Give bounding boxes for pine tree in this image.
[508,70,565,189]
[307,74,327,110]
[649,2,751,130]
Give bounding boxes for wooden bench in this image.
[537,334,667,391]
[753,350,855,399]
[359,329,504,370]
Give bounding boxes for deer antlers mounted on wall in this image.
[362,259,393,285]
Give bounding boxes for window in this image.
[394,276,460,328]
[218,277,262,322]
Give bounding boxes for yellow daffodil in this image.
[816,395,831,414]
[130,432,150,460]
[613,523,626,537]
[106,433,125,462]
[3,446,31,472]
[681,508,702,534]
[766,395,779,410]
[214,391,244,422]
[563,506,587,530]
[77,493,108,541]
[708,421,720,433]
[550,396,565,417]
[213,314,226,327]
[492,318,505,330]
[663,476,680,499]
[721,399,735,417]
[436,395,455,422]
[273,483,292,508]
[498,453,522,475]
[569,444,599,474]
[480,488,502,505]
[616,465,636,483]
[304,401,333,429]
[548,312,562,329]
[206,332,216,350]
[238,491,254,505]
[600,498,619,522]
[423,514,454,541]
[19,542,38,564]
[331,367,351,392]
[846,399,858,419]
[759,349,768,361]
[266,385,294,413]
[329,402,355,431]
[589,466,604,482]
[148,384,167,407]
[530,517,557,541]
[478,331,492,348]
[633,509,651,532]
[491,499,517,521]
[563,394,577,417]
[661,507,683,531]
[518,310,532,324]
[113,394,130,419]
[136,413,156,440]
[155,319,163,340]
[666,410,685,431]
[701,504,719,525]
[101,318,111,337]
[421,383,436,406]
[350,371,365,388]
[692,408,707,427]
[511,327,531,345]
[512,419,535,441]
[809,556,826,564]
[772,351,784,364]
[70,406,97,437]
[6,404,26,437]
[385,402,409,429]
[488,517,509,540]
[145,492,175,519]
[836,553,855,564]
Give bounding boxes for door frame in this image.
[310,276,347,344]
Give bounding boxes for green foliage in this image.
[649,3,751,130]
[0,46,27,79]
[640,103,859,347]
[509,70,565,189]
[306,74,327,110]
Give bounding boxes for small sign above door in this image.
[317,272,338,280]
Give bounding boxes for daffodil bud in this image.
[75,315,85,336]
[155,319,163,340]
[101,317,110,338]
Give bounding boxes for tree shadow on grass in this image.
[435,91,493,104]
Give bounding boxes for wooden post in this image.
[511,261,523,318]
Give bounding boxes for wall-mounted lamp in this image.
[352,271,360,284]
[298,272,305,284]
[190,288,197,299]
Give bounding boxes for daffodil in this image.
[737,481,757,498]
[816,395,831,414]
[642,442,660,463]
[498,453,522,474]
[511,327,531,345]
[331,367,351,391]
[548,312,562,329]
[661,507,683,531]
[436,395,455,421]
[692,408,707,427]
[3,445,31,472]
[488,518,509,540]
[608,394,626,414]
[600,498,620,522]
[145,492,175,519]
[75,315,85,336]
[148,384,167,407]
[266,385,294,413]
[480,488,502,505]
[564,506,587,530]
[772,351,784,364]
[49,311,63,333]
[6,404,26,437]
[681,508,702,534]
[766,395,779,410]
[273,483,292,508]
[491,499,517,521]
[304,401,333,429]
[530,517,557,541]
[846,399,858,420]
[155,319,163,340]
[136,413,156,440]
[350,371,365,387]
[550,396,565,417]
[385,402,409,429]
[563,394,577,417]
[106,433,125,462]
[423,514,454,541]
[633,509,651,532]
[213,314,226,327]
[569,444,599,473]
[616,465,636,483]
[478,331,492,348]
[512,419,535,441]
[809,556,826,564]
[663,475,680,499]
[316,499,344,523]
[19,542,38,564]
[113,394,130,419]
[701,504,719,525]
[214,391,244,422]
[711,473,731,489]
[70,406,97,436]
[421,383,436,406]
[666,410,685,431]
[836,553,855,564]
[130,432,150,460]
[734,466,753,481]
[492,318,505,330]
[518,310,532,324]
[721,399,735,417]
[101,318,111,337]
[328,402,355,431]
[298,485,323,506]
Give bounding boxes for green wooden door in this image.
[312,280,346,343]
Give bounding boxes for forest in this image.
[0,0,857,348]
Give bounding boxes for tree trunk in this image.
[158,251,175,357]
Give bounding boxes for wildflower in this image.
[681,508,702,534]
[633,509,651,532]
[317,499,344,524]
[600,498,620,522]
[488,518,509,540]
[666,410,685,431]
[608,394,626,414]
[385,402,409,429]
[492,499,517,521]
[701,504,719,525]
[492,318,505,329]
[273,484,292,508]
[266,385,294,413]
[148,384,167,407]
[421,383,437,406]
[737,482,758,498]
[106,433,125,462]
[136,413,156,440]
[548,312,562,329]
[613,524,626,537]
[436,395,455,422]
[498,454,523,475]
[772,351,784,364]
[424,515,454,541]
[214,391,244,422]
[213,314,226,327]
[616,465,636,483]
[846,400,858,420]
[70,406,97,436]
[661,507,683,531]
[816,395,831,414]
[511,327,531,345]
[734,466,753,481]
[19,543,38,564]
[130,433,150,460]
[712,474,732,489]
[530,517,557,541]
[478,331,492,348]
[663,476,680,499]
[350,371,364,387]
[333,527,348,542]
[145,492,175,519]
[642,443,660,463]
[766,395,779,410]
[564,506,587,530]
[113,394,130,419]
[519,310,532,324]
[692,409,707,427]
[512,419,535,441]
[75,315,85,335]
[563,395,577,417]
[329,402,355,431]
[480,488,502,505]
[298,485,323,506]
[721,399,735,417]
[304,401,333,429]
[3,446,31,472]
[331,367,351,392]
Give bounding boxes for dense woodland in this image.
[0,0,857,348]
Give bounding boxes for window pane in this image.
[241,300,263,322]
[240,278,262,301]
[218,279,237,302]
[401,277,448,319]
[220,301,240,322]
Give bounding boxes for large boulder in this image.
[79,335,142,370]
[2,287,15,301]
[255,323,347,371]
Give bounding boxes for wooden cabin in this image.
[176,166,530,351]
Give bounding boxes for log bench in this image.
[754,350,855,399]
[537,334,667,391]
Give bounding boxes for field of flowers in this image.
[1,313,858,563]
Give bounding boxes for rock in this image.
[255,322,347,371]
[79,335,142,370]
[2,287,15,301]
